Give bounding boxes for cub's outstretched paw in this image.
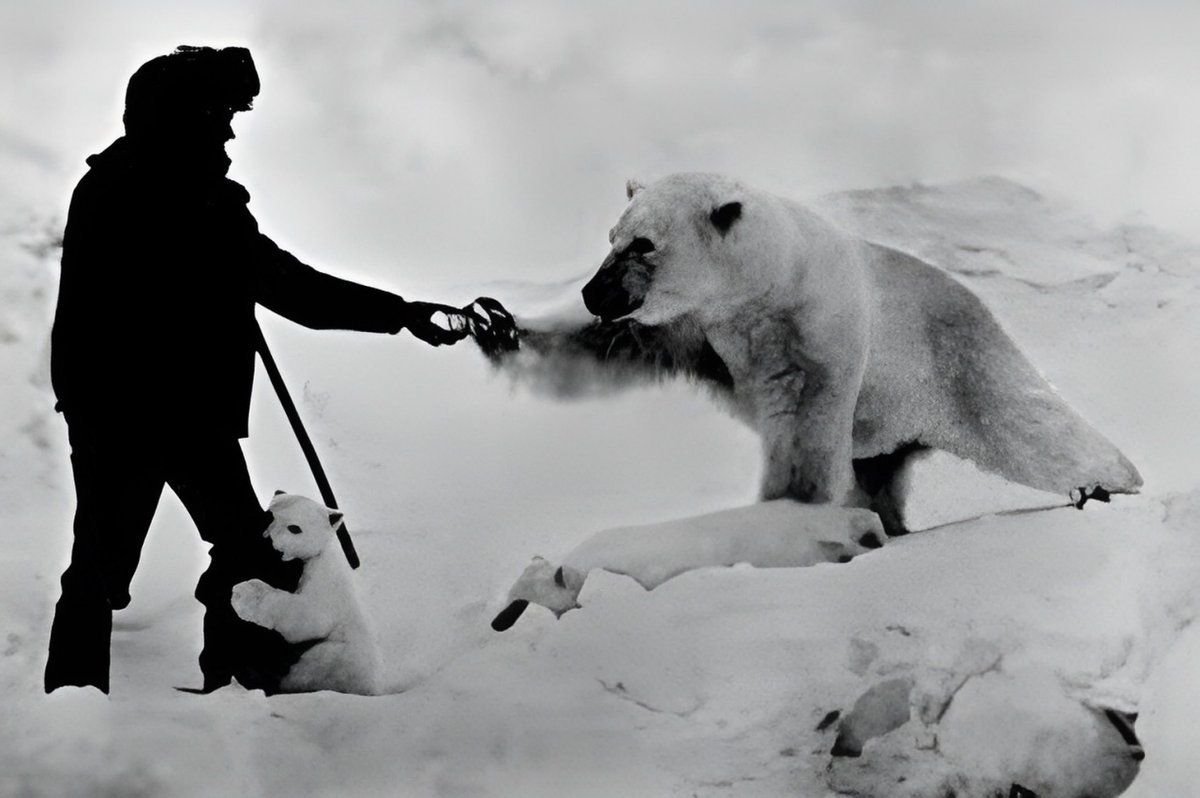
[230,578,271,624]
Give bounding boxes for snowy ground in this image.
[2,178,1198,797]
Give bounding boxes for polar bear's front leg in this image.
[231,579,337,643]
[705,308,866,506]
[751,336,864,505]
[757,377,858,504]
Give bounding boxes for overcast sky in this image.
[4,0,1199,290]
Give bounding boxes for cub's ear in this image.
[328,510,344,529]
[626,178,645,200]
[273,489,287,497]
[710,201,742,236]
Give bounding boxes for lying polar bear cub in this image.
[231,492,381,695]
[492,501,884,630]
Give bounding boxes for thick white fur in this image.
[231,493,381,695]
[510,174,1141,506]
[492,173,1141,626]
[504,501,885,619]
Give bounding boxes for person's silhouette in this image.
[45,45,496,694]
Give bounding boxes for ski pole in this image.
[253,322,360,569]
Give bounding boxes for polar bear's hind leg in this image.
[922,306,1142,500]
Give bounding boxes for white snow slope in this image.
[1,178,1198,797]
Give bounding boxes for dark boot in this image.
[45,593,112,694]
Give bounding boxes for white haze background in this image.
[5,0,1200,286]
[3,2,1200,797]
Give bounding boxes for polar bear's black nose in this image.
[583,254,645,321]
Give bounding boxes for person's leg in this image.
[45,425,164,693]
[167,438,303,692]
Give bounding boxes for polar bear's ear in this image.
[625,178,645,200]
[328,510,344,530]
[710,201,742,236]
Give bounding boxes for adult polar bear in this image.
[488,174,1141,624]
[509,173,1140,514]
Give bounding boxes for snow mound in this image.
[829,662,1142,798]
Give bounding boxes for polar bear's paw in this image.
[815,508,887,564]
[848,509,887,551]
[1071,485,1112,510]
[818,540,868,565]
[230,578,272,625]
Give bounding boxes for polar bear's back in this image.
[854,243,1141,496]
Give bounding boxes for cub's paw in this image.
[849,509,888,550]
[230,579,272,623]
[816,510,888,564]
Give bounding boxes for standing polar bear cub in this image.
[231,492,381,695]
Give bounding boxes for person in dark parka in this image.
[45,45,491,694]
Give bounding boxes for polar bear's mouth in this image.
[582,249,653,321]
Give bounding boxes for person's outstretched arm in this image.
[247,213,467,346]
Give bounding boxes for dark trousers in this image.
[44,420,303,693]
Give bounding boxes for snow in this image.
[2,177,1199,796]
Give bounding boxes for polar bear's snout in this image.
[582,247,654,321]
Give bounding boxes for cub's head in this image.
[264,491,345,562]
[582,173,759,327]
[490,556,586,631]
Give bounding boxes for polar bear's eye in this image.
[287,524,303,535]
[626,237,656,256]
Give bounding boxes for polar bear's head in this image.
[490,556,586,631]
[264,491,345,562]
[584,172,822,329]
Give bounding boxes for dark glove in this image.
[399,300,473,347]
[462,297,520,358]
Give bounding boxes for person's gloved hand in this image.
[399,300,473,346]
